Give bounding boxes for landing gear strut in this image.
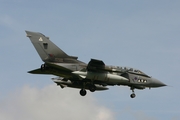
[130,87,136,98]
[79,82,87,96]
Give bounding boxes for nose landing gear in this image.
[130,87,136,98]
[130,93,136,98]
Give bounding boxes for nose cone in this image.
[151,78,167,87]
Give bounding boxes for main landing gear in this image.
[130,87,136,98]
[80,89,87,96]
[79,84,96,96]
[89,84,96,92]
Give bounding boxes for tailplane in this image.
[26,31,78,63]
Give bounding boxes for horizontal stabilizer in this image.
[28,68,52,74]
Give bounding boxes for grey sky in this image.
[0,1,180,119]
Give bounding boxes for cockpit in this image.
[109,66,150,77]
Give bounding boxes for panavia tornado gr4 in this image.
[26,31,166,98]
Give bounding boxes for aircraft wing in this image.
[87,59,105,72]
[86,59,116,73]
[28,62,81,80]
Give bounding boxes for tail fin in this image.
[26,31,77,63]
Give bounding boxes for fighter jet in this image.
[26,31,166,98]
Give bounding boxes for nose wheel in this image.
[130,87,136,98]
[130,93,136,98]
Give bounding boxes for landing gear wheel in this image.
[89,85,96,92]
[130,93,136,98]
[130,87,136,98]
[80,89,87,96]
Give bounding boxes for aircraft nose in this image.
[151,78,167,87]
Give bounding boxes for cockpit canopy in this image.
[109,66,150,77]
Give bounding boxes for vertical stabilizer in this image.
[26,31,70,62]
